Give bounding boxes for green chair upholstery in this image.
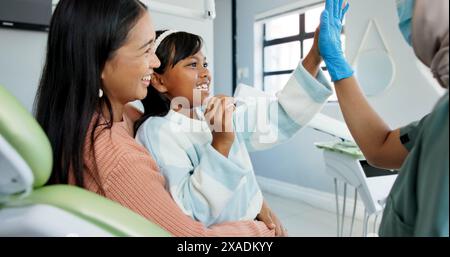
[0,85,171,237]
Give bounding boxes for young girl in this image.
[135,30,332,229]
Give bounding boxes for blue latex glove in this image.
[319,0,353,82]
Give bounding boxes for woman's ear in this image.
[151,73,168,93]
[101,62,110,81]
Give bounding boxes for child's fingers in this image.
[208,98,230,131]
[205,96,228,115]
[224,98,236,132]
[221,99,231,132]
[256,210,275,229]
[204,97,219,114]
[275,224,282,236]
[205,97,221,118]
[205,98,222,127]
[205,96,235,132]
[260,216,276,230]
[270,213,287,237]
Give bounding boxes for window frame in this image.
[262,13,318,91]
[258,4,344,102]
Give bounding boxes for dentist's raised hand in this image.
[319,0,353,82]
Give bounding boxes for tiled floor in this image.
[263,192,379,237]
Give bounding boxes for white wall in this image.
[0,28,47,112]
[0,0,214,112]
[345,0,444,127]
[150,0,204,10]
[223,0,444,194]
[149,2,214,79]
[213,0,233,96]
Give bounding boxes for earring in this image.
[99,89,104,98]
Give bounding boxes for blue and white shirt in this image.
[136,62,332,227]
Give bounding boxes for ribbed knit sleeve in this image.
[102,152,274,237]
[234,63,332,152]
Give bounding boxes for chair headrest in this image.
[0,85,52,195]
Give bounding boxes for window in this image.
[259,4,345,101]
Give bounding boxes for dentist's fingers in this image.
[320,10,331,36]
[341,3,350,22]
[335,0,342,19]
[338,0,344,18]
[325,0,334,17]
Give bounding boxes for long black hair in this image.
[134,30,203,134]
[34,0,147,187]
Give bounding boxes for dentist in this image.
[319,0,448,236]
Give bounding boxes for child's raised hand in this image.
[204,95,236,157]
[308,26,321,60]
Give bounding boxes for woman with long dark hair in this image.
[34,0,276,236]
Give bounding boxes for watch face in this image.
[360,160,398,178]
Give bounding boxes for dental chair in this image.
[0,85,171,237]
